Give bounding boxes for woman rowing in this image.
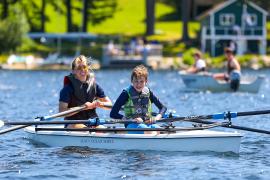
[110,65,167,134]
[213,47,241,91]
[59,55,112,128]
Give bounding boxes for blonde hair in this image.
[131,65,148,81]
[71,55,88,70]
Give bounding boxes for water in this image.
[0,69,270,179]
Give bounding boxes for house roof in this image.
[28,32,98,39]
[197,0,268,20]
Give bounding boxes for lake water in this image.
[0,69,270,179]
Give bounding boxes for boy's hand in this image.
[135,117,144,124]
[154,114,162,121]
[145,114,162,124]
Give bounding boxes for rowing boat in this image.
[24,126,242,153]
[179,71,264,93]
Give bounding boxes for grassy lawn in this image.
[44,0,269,41]
[44,0,200,41]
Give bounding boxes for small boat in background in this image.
[1,53,100,70]
[179,71,264,93]
[25,126,242,153]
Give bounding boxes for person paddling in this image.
[110,65,167,133]
[213,47,241,91]
[59,55,112,128]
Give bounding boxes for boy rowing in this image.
[110,65,167,133]
[59,55,112,128]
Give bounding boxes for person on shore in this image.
[59,55,112,128]
[213,47,241,91]
[110,65,167,134]
[186,51,206,74]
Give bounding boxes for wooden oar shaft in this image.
[2,119,134,126]
[42,105,86,120]
[0,105,87,135]
[0,125,28,135]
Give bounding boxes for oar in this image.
[158,109,270,123]
[0,105,87,135]
[158,110,270,134]
[185,119,270,135]
[0,118,135,127]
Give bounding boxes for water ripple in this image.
[1,69,270,179]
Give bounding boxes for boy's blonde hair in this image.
[71,55,88,70]
[131,65,148,81]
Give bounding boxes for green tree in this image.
[0,5,29,53]
[157,0,191,41]
[146,0,155,36]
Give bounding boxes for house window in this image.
[220,14,235,26]
[245,14,257,26]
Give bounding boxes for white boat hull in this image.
[25,126,242,153]
[179,72,264,93]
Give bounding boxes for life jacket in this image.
[64,73,97,120]
[124,86,152,120]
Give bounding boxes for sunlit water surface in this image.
[0,69,270,179]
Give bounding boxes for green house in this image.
[199,0,268,57]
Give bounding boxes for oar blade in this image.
[0,120,5,128]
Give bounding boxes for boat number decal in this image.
[81,138,114,144]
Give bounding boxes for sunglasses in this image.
[75,65,89,71]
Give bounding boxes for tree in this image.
[1,0,8,19]
[181,0,191,42]
[82,0,88,32]
[66,0,73,32]
[145,0,155,36]
[0,5,29,53]
[80,0,117,32]
[40,0,46,32]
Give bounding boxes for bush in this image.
[211,56,226,68]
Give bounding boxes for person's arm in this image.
[150,90,167,121]
[95,83,112,110]
[59,85,72,114]
[110,90,129,119]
